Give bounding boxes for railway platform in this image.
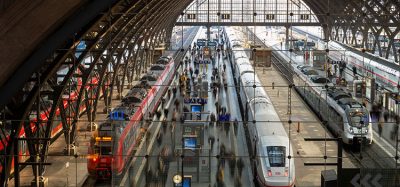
[149,28,254,187]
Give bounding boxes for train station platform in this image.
[146,28,254,187]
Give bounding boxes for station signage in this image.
[110,111,126,120]
[207,41,217,46]
[184,98,208,104]
[197,41,206,46]
[195,60,211,64]
[306,42,315,47]
[218,114,231,122]
[329,60,342,64]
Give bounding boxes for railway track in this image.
[347,143,396,169]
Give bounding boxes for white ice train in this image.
[271,46,373,145]
[225,27,296,187]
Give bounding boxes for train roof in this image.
[233,51,248,59]
[140,74,157,81]
[337,98,363,110]
[150,64,165,71]
[260,135,290,147]
[123,88,147,103]
[251,101,287,138]
[328,89,351,101]
[241,73,268,100]
[156,57,171,65]
[238,64,254,76]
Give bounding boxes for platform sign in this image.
[207,41,217,47]
[109,111,127,121]
[184,98,207,104]
[196,61,211,64]
[218,114,231,122]
[329,60,342,64]
[197,41,206,46]
[197,39,206,47]
[306,41,316,47]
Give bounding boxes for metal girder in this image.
[2,0,398,186]
[0,0,140,185]
[332,0,399,61]
[105,0,170,114]
[176,21,322,26]
[0,0,119,109]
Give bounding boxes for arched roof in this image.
[0,0,397,106]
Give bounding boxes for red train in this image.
[87,56,176,179]
[0,71,100,176]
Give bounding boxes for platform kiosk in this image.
[252,47,272,67]
[249,44,262,61]
[312,50,327,70]
[183,97,208,120]
[175,120,210,184]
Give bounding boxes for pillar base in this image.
[31,177,48,187]
[86,122,97,131]
[63,145,77,156]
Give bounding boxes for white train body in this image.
[225,27,295,187]
[273,49,373,145]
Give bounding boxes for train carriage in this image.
[288,53,373,145]
[87,56,176,179]
[225,27,296,187]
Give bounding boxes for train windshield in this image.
[95,145,112,155]
[266,146,286,167]
[349,111,369,127]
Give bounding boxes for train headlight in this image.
[268,169,272,177]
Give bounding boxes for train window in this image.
[99,146,112,155]
[266,146,286,167]
[349,112,369,127]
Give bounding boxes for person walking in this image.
[216,166,225,187]
[378,120,383,137]
[236,158,244,177]
[384,110,389,122]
